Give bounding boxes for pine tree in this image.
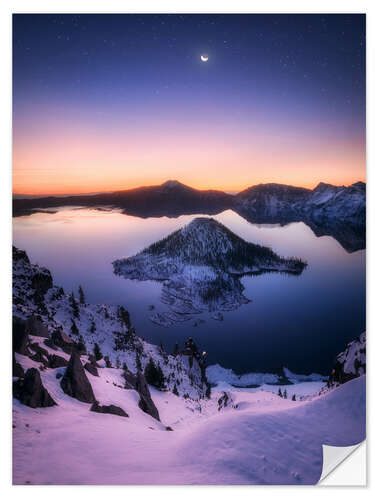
[117,306,131,330]
[93,342,103,361]
[292,394,296,401]
[70,292,79,318]
[278,388,283,398]
[172,384,179,396]
[104,355,112,368]
[78,285,85,305]
[90,320,96,334]
[136,351,142,372]
[283,389,287,399]
[173,343,179,356]
[144,357,165,389]
[205,383,211,399]
[70,319,79,335]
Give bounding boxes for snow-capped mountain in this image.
[13,179,365,228]
[235,181,365,226]
[113,217,306,326]
[13,180,365,252]
[13,246,209,400]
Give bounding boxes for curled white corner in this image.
[318,441,365,484]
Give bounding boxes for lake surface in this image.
[13,207,366,375]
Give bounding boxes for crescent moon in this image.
[200,54,209,62]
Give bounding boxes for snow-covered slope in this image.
[13,365,365,485]
[113,218,306,325]
[13,246,209,400]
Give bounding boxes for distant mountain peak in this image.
[161,180,188,189]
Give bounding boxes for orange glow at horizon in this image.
[13,119,366,196]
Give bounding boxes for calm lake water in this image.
[13,207,366,375]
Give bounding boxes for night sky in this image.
[13,14,366,195]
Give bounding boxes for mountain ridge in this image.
[13,179,366,252]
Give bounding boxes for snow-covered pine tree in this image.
[78,285,85,305]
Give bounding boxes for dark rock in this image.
[88,354,98,367]
[56,372,62,379]
[44,338,58,350]
[60,351,95,403]
[25,315,49,338]
[29,342,49,365]
[51,329,76,354]
[84,362,99,377]
[123,369,137,389]
[31,268,53,301]
[13,317,29,355]
[135,371,160,421]
[30,351,48,364]
[165,426,173,431]
[90,401,128,417]
[13,368,56,408]
[13,246,30,264]
[13,353,24,378]
[48,354,69,368]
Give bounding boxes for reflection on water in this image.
[13,207,365,375]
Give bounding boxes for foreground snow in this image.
[13,367,365,485]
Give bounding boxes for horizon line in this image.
[12,178,366,199]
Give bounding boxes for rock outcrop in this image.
[13,353,25,378]
[48,354,69,368]
[60,351,95,403]
[13,368,56,408]
[328,332,366,388]
[135,372,160,421]
[13,318,29,355]
[123,369,160,421]
[84,361,99,377]
[51,329,76,354]
[90,401,128,417]
[25,315,49,338]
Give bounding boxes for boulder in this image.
[44,338,58,350]
[13,317,29,355]
[84,362,99,377]
[135,371,160,421]
[13,353,24,378]
[48,354,69,368]
[90,401,128,417]
[13,368,56,408]
[60,351,95,403]
[51,329,76,354]
[29,343,49,365]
